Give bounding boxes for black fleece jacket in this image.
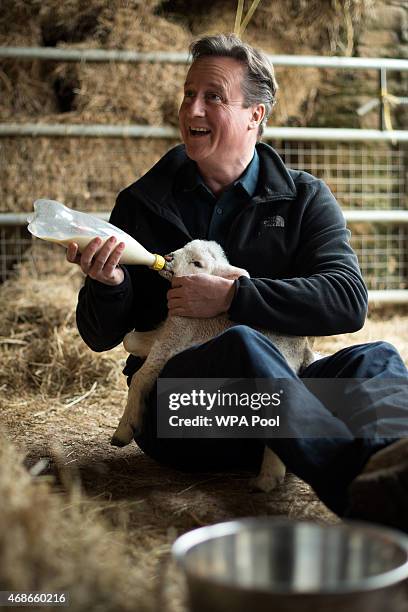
[76,142,368,372]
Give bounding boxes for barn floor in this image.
[1,397,337,611]
[1,263,408,611]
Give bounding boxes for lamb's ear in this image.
[214,263,250,280]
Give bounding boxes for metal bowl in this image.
[172,518,408,612]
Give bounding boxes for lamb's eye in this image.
[192,260,203,268]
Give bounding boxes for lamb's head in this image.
[160,240,249,280]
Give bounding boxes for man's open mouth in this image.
[189,127,211,137]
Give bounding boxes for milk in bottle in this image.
[27,199,165,270]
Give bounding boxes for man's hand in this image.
[66,236,125,286]
[167,273,235,318]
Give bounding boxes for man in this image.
[67,34,408,530]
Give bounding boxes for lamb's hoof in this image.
[110,435,128,448]
[249,473,285,493]
[110,423,135,448]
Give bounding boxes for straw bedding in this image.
[0,1,394,609]
[1,261,407,610]
[0,435,156,612]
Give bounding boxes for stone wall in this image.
[312,0,408,129]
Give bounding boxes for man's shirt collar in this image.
[237,148,259,197]
[182,149,259,198]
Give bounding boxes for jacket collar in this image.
[129,144,191,238]
[129,141,296,224]
[255,142,296,200]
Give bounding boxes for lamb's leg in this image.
[250,447,286,492]
[112,324,190,448]
[123,329,160,357]
[111,349,164,447]
[111,330,161,446]
[114,318,196,447]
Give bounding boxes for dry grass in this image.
[0,0,377,217]
[0,0,375,130]
[0,0,380,256]
[154,0,373,123]
[1,263,407,611]
[249,0,373,55]
[0,1,400,608]
[0,1,190,123]
[315,313,408,364]
[177,0,368,54]
[0,266,347,611]
[0,264,125,396]
[0,434,159,612]
[70,61,186,126]
[0,136,178,213]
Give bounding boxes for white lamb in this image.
[111,240,315,492]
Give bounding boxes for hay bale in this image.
[51,7,190,122]
[0,1,187,212]
[70,61,185,125]
[157,0,371,123]
[0,59,57,119]
[0,1,54,119]
[105,6,190,50]
[37,0,165,43]
[38,0,108,47]
[0,0,375,218]
[0,136,178,213]
[0,1,42,45]
[0,1,190,122]
[0,0,370,126]
[249,0,369,52]
[160,0,371,52]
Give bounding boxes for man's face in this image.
[179,56,257,168]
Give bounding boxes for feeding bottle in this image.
[27,199,165,271]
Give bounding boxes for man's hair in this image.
[189,34,278,139]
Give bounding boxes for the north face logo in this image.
[263,215,285,228]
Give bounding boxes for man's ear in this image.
[214,263,250,280]
[248,103,266,131]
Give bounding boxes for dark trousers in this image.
[134,325,408,516]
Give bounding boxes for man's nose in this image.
[187,95,206,117]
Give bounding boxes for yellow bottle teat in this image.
[150,254,165,271]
